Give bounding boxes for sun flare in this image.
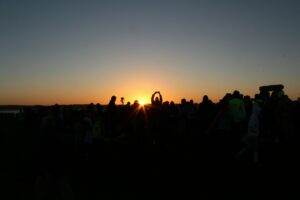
[140,100,145,106]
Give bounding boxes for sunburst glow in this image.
[140,100,145,106]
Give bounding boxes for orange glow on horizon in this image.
[1,82,298,105]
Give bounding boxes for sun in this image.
[140,100,145,106]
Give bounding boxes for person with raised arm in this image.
[151,91,163,106]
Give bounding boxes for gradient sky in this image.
[1,0,299,105]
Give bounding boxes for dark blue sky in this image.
[1,0,299,104]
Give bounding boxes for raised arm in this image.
[158,93,163,104]
[151,92,157,104]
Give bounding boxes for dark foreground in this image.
[1,116,299,200]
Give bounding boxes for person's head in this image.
[203,95,209,102]
[88,102,94,109]
[244,95,250,100]
[108,96,117,107]
[109,96,116,105]
[233,90,240,98]
[111,96,116,102]
[96,103,103,113]
[170,101,175,107]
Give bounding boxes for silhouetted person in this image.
[243,95,253,122]
[131,100,145,131]
[149,92,163,147]
[106,95,118,138]
[151,91,163,106]
[228,90,246,125]
[228,90,246,151]
[108,95,117,110]
[179,98,188,120]
[272,90,294,142]
[178,98,189,142]
[198,95,215,133]
[95,103,103,116]
[168,101,179,136]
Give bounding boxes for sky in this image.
[0,0,300,105]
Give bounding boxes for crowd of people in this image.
[2,86,300,199]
